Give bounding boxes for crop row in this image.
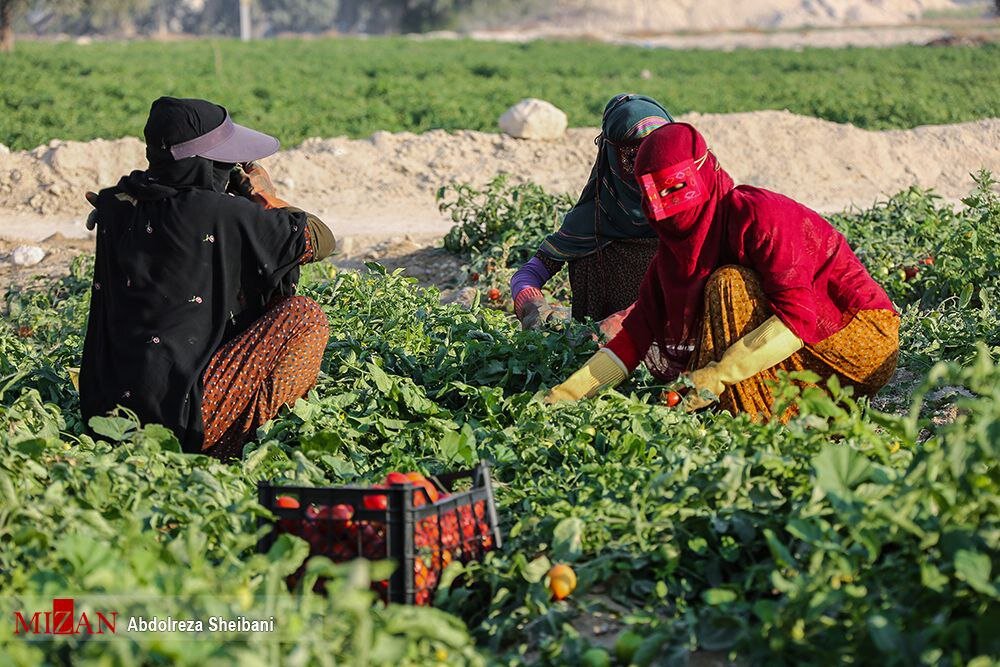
[0,174,997,664]
[2,39,999,150]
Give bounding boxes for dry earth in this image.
[2,110,998,288]
[438,0,999,49]
[491,0,968,33]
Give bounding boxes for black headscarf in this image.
[80,97,309,452]
[537,94,673,261]
[120,97,235,201]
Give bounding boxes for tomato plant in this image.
[1,173,998,665]
[3,40,999,151]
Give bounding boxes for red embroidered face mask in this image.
[638,157,709,221]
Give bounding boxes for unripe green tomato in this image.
[615,631,643,665]
[580,647,611,667]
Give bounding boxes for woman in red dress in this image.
[547,122,899,420]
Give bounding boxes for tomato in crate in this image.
[258,461,501,606]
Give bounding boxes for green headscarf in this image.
[539,93,673,261]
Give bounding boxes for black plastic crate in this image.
[258,461,502,605]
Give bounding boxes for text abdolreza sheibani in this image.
[127,615,276,633]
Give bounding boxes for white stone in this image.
[11,245,45,267]
[0,143,9,155]
[498,98,567,140]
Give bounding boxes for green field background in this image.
[1,38,998,150]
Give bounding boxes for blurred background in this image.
[1,0,998,51]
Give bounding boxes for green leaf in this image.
[955,550,998,597]
[813,444,873,499]
[551,517,584,562]
[291,398,320,423]
[688,537,708,555]
[88,415,137,442]
[867,614,901,652]
[367,362,393,393]
[140,423,181,452]
[959,282,974,308]
[368,559,397,582]
[523,555,552,583]
[13,438,47,458]
[266,534,310,577]
[764,529,796,569]
[920,562,949,592]
[703,588,737,605]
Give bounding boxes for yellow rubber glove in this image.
[545,349,629,404]
[688,316,804,400]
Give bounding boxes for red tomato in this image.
[331,542,355,561]
[360,522,387,559]
[441,513,460,550]
[458,506,477,557]
[663,390,681,407]
[384,471,410,486]
[406,472,441,504]
[903,266,919,281]
[922,256,934,266]
[478,519,494,551]
[363,483,388,511]
[330,504,354,521]
[275,495,300,509]
[470,272,480,282]
[487,288,501,301]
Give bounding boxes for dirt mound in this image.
[1,111,998,243]
[487,0,966,33]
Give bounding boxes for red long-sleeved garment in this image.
[605,124,894,377]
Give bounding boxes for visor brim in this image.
[195,123,280,163]
[169,113,280,163]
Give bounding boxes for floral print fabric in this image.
[201,295,329,460]
[692,265,900,422]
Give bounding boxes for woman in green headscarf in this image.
[510,93,673,332]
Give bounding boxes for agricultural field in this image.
[1,29,1000,667]
[0,38,999,150]
[1,168,998,664]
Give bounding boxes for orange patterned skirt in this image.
[691,265,899,422]
[200,295,329,460]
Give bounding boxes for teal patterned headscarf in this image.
[539,93,673,261]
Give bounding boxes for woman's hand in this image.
[545,349,628,404]
[523,301,571,330]
[687,362,724,396]
[596,304,634,341]
[85,191,99,230]
[229,162,289,209]
[662,363,723,413]
[515,288,571,330]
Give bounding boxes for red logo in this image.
[14,598,117,635]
